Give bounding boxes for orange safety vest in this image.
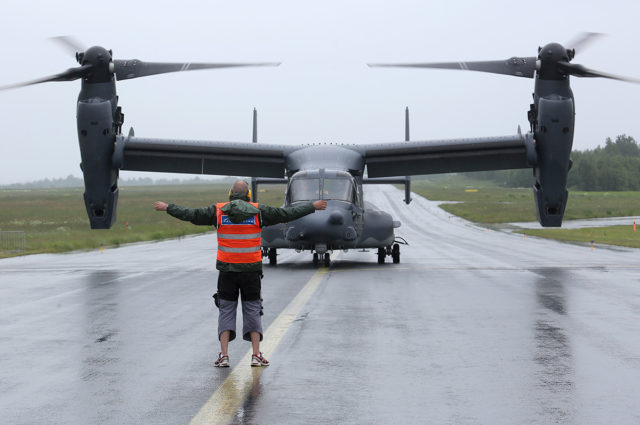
[216,202,262,264]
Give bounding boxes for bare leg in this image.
[250,331,261,356]
[220,330,230,354]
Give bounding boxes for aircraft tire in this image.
[324,253,330,267]
[377,248,385,264]
[313,253,319,266]
[268,248,277,265]
[392,243,400,264]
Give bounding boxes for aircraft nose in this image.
[328,210,344,225]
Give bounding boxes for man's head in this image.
[229,179,251,201]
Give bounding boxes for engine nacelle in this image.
[532,96,574,227]
[77,100,119,229]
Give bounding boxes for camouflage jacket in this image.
[166,196,315,272]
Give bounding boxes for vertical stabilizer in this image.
[252,107,258,144]
[404,107,412,204]
[251,108,258,201]
[405,106,410,142]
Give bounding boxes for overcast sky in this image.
[1,0,639,184]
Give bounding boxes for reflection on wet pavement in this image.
[2,186,640,424]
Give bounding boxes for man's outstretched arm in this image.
[154,201,168,211]
[153,201,217,225]
[259,200,327,227]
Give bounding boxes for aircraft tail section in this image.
[364,107,412,204]
[251,108,258,202]
[404,107,412,204]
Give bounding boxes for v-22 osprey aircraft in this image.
[3,34,637,266]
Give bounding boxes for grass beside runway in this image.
[514,226,640,249]
[1,177,638,257]
[411,176,640,249]
[0,184,286,258]
[412,176,640,223]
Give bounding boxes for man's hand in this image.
[154,201,168,211]
[313,200,327,210]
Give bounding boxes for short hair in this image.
[231,180,249,195]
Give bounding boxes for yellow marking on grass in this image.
[189,254,336,425]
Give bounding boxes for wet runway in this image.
[2,185,640,425]
[510,216,640,229]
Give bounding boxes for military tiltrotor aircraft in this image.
[2,34,638,266]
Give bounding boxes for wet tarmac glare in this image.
[1,185,640,425]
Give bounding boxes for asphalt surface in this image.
[1,185,640,425]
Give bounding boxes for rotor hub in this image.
[79,46,114,83]
[538,43,570,63]
[537,43,572,80]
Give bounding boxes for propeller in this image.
[556,62,640,83]
[50,35,85,57]
[564,32,604,56]
[0,37,281,90]
[0,65,93,90]
[368,57,537,78]
[368,33,639,83]
[112,59,281,81]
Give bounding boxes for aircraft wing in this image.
[113,135,291,178]
[359,133,536,177]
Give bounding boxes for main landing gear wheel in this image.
[268,248,277,265]
[324,253,331,267]
[392,243,400,264]
[377,248,385,264]
[313,253,319,266]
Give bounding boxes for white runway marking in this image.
[189,253,338,425]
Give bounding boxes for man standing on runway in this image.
[154,180,326,367]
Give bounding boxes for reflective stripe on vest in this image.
[218,233,261,240]
[216,202,262,264]
[218,246,261,253]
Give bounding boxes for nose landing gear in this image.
[391,243,400,264]
[312,252,331,267]
[378,243,401,264]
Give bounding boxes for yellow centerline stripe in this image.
[189,255,336,425]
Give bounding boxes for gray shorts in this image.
[218,298,263,342]
[216,271,263,342]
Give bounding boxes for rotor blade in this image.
[565,32,605,55]
[114,60,281,81]
[368,57,537,78]
[0,64,92,91]
[49,36,86,56]
[557,62,640,83]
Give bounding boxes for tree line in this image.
[466,135,640,191]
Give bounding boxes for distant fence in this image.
[0,231,26,253]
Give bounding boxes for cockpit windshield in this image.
[288,171,356,203]
[322,176,355,202]
[289,178,320,202]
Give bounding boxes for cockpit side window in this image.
[289,178,320,202]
